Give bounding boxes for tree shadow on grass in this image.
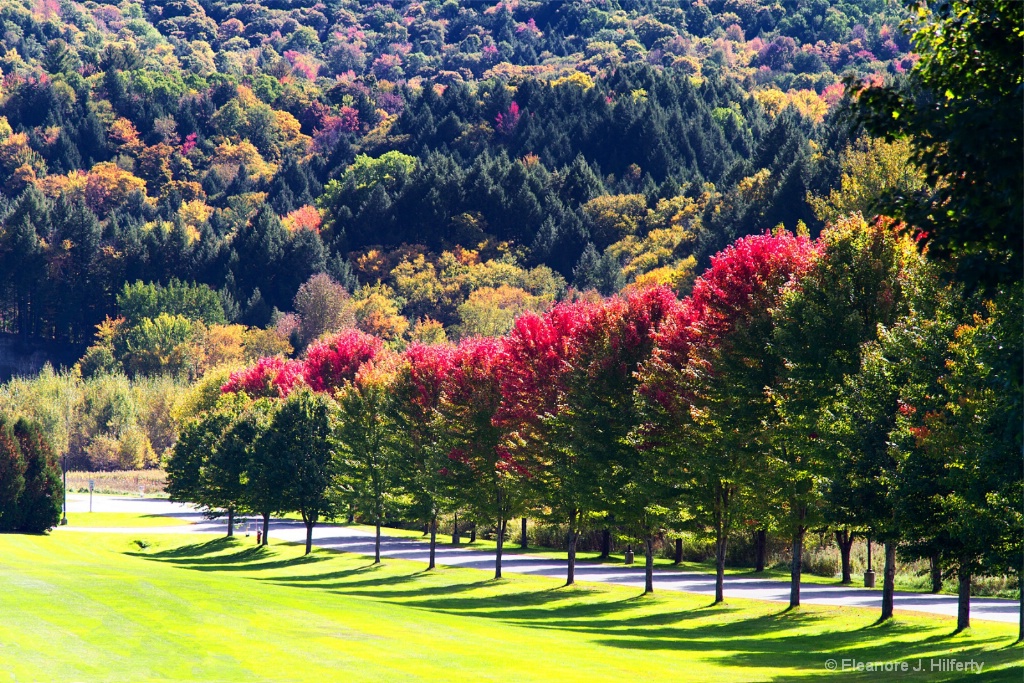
[129,537,1021,678]
[392,587,1017,673]
[128,537,331,572]
[267,572,497,599]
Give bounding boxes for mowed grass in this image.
[65,512,194,528]
[0,532,1019,683]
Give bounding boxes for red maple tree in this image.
[303,329,384,393]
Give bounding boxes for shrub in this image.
[86,436,121,470]
[0,416,26,531]
[13,419,62,533]
[117,427,158,469]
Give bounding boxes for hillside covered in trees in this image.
[0,0,916,351]
[0,0,1020,636]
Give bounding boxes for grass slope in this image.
[65,512,193,528]
[0,532,1019,682]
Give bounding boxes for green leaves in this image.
[853,0,1023,284]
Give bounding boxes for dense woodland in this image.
[0,0,914,345]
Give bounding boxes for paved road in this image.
[62,495,1022,625]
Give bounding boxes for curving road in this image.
[61,494,1022,625]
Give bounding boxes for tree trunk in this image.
[452,511,459,545]
[674,537,683,565]
[566,528,578,586]
[347,505,354,524]
[836,529,853,584]
[495,517,506,579]
[261,512,270,546]
[470,524,476,543]
[930,552,942,593]
[789,526,805,607]
[957,570,970,631]
[599,528,611,560]
[755,529,767,572]
[374,521,381,564]
[305,520,314,555]
[881,541,896,620]
[1018,567,1023,643]
[227,508,234,538]
[715,528,728,604]
[644,536,654,594]
[428,514,437,570]
[520,517,528,549]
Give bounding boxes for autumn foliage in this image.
[302,328,385,393]
[221,356,305,398]
[643,231,819,413]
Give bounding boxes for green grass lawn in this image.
[0,532,1019,682]
[65,512,194,528]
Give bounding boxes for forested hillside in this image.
[0,0,911,351]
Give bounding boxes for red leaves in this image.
[221,357,305,398]
[403,342,455,411]
[439,335,538,480]
[447,448,471,466]
[496,446,529,476]
[642,231,820,415]
[495,102,521,136]
[221,234,825,488]
[688,232,818,344]
[443,335,507,406]
[898,401,917,416]
[180,132,197,156]
[304,329,384,392]
[498,303,590,426]
[313,107,360,153]
[656,231,819,371]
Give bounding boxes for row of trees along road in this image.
[166,216,1022,636]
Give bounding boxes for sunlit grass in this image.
[65,512,193,528]
[0,532,1018,682]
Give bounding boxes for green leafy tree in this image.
[166,394,246,537]
[826,300,959,616]
[771,217,930,609]
[240,399,285,545]
[273,389,340,555]
[117,280,227,327]
[334,356,405,563]
[852,0,1023,284]
[893,287,1022,633]
[807,137,926,226]
[117,313,202,379]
